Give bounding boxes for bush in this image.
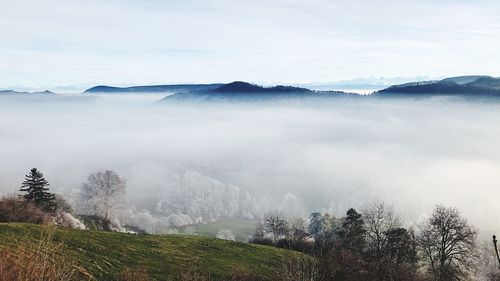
[0,195,48,224]
[275,238,314,253]
[249,237,274,246]
[54,193,74,213]
[273,254,319,281]
[216,229,236,241]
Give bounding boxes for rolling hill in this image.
[0,223,301,281]
[84,84,223,94]
[376,75,500,96]
[160,81,353,102]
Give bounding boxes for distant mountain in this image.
[0,89,95,103]
[213,81,313,93]
[0,89,56,95]
[84,84,224,94]
[160,81,353,103]
[376,75,500,96]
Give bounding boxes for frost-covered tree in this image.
[309,212,337,244]
[309,212,326,241]
[19,168,56,212]
[80,170,125,220]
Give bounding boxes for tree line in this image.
[250,200,489,281]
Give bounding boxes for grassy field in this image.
[0,223,299,280]
[191,218,257,242]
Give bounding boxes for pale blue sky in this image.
[1,0,499,90]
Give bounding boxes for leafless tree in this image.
[80,170,125,220]
[289,217,309,242]
[418,205,478,281]
[264,212,289,242]
[362,200,401,280]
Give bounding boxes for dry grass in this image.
[116,267,150,281]
[0,226,91,281]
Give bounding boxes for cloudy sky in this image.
[1,0,499,89]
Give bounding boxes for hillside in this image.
[0,223,301,280]
[0,90,56,95]
[84,84,223,94]
[161,81,353,103]
[376,75,500,96]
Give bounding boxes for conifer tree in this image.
[19,168,56,212]
[339,208,366,254]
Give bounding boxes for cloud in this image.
[1,0,500,89]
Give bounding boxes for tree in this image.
[418,205,478,281]
[384,227,418,281]
[19,168,56,212]
[308,212,337,246]
[362,200,401,280]
[80,170,125,220]
[289,217,309,242]
[250,221,266,243]
[309,212,325,241]
[338,208,366,254]
[264,213,289,242]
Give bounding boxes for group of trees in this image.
[1,167,126,229]
[251,201,480,281]
[2,167,496,281]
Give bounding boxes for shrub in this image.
[54,193,74,213]
[0,195,48,224]
[273,254,319,281]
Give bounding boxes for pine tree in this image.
[19,168,56,212]
[339,208,366,254]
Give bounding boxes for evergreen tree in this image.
[19,168,56,212]
[339,208,366,254]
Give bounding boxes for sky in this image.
[1,0,500,90]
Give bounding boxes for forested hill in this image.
[160,81,353,102]
[83,84,224,94]
[376,75,500,96]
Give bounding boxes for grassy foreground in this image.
[0,223,298,280]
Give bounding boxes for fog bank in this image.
[1,94,499,231]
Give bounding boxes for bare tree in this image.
[362,200,401,280]
[418,205,478,281]
[80,170,125,220]
[264,213,289,242]
[289,217,309,242]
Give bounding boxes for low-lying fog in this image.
[1,93,499,233]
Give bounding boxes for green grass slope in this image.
[0,223,299,280]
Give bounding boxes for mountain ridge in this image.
[84,84,224,94]
[160,81,354,103]
[376,75,500,96]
